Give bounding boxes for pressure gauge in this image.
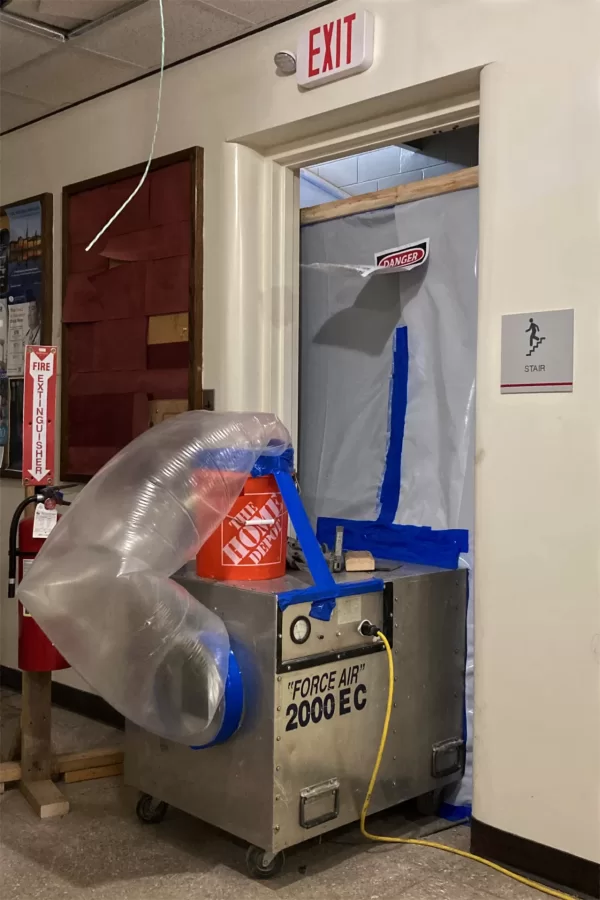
[290,615,311,645]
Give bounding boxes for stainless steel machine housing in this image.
[125,565,467,857]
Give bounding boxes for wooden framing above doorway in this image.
[301,166,478,225]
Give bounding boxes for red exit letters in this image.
[297,10,374,89]
[308,13,356,77]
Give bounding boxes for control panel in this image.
[277,585,393,673]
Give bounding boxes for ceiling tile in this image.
[201,0,327,26]
[6,0,135,29]
[0,21,59,73]
[0,90,59,132]
[74,0,251,68]
[1,45,145,106]
[39,0,136,21]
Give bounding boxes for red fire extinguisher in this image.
[8,486,71,672]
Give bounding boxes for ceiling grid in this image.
[0,0,331,132]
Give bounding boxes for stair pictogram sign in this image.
[525,318,545,356]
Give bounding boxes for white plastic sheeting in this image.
[299,189,478,806]
[18,411,291,745]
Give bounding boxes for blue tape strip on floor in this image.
[439,802,472,822]
[316,518,468,570]
[378,326,409,524]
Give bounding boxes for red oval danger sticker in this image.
[375,238,429,272]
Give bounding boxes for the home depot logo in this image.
[221,493,285,566]
[374,238,430,271]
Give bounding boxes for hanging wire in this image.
[85,0,165,252]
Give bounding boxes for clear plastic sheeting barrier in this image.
[300,188,477,806]
[18,412,291,745]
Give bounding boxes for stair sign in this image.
[501,309,574,394]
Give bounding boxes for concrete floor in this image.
[0,688,555,900]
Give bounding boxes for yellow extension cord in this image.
[359,632,578,900]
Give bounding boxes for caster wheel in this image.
[245,845,285,879]
[415,789,442,817]
[136,793,168,824]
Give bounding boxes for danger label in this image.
[284,664,367,731]
[374,238,430,272]
[221,493,285,567]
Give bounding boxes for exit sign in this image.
[296,10,374,89]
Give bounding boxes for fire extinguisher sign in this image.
[23,345,57,486]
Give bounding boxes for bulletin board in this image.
[61,147,203,481]
[0,193,53,478]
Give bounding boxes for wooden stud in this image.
[20,671,52,781]
[20,780,69,819]
[5,721,22,762]
[300,166,479,225]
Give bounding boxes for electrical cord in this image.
[85,0,165,251]
[359,630,578,900]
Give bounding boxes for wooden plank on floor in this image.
[0,748,125,784]
[0,760,21,784]
[63,763,123,784]
[54,747,124,774]
[20,779,70,818]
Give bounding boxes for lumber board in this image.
[0,747,124,785]
[63,763,123,784]
[54,747,124,774]
[300,166,479,225]
[20,779,70,818]
[0,761,21,783]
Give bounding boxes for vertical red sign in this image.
[23,345,57,486]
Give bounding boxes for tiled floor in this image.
[0,688,573,900]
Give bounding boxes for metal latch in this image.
[431,738,465,778]
[332,525,344,573]
[299,778,340,829]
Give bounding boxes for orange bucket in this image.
[197,471,288,581]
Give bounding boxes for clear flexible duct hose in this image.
[18,411,291,744]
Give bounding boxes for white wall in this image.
[1,0,599,865]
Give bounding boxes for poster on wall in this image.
[0,195,51,476]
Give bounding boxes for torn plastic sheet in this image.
[18,411,291,745]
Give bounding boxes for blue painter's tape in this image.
[251,447,294,477]
[190,649,244,749]
[278,577,384,619]
[194,442,292,475]
[439,802,472,822]
[317,518,468,570]
[378,327,409,524]
[273,470,384,619]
